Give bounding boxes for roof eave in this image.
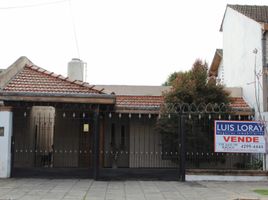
[229,109,254,116]
[219,5,233,31]
[114,107,253,115]
[0,91,116,104]
[115,106,160,114]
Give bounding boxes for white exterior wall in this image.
[0,111,12,178]
[217,60,224,85]
[222,7,264,112]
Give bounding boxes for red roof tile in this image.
[3,65,102,94]
[229,97,251,109]
[115,96,252,113]
[116,96,163,110]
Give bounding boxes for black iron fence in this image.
[157,103,261,171]
[10,103,264,180]
[182,113,262,170]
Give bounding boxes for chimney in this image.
[67,58,87,82]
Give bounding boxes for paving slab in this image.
[0,179,267,200]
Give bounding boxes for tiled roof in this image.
[0,57,252,114]
[229,97,251,110]
[116,95,164,111]
[3,65,102,94]
[228,4,268,23]
[115,95,252,114]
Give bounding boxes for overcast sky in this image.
[0,0,267,85]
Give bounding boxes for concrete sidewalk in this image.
[0,179,267,200]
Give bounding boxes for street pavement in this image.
[0,178,267,200]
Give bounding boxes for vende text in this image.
[223,136,259,143]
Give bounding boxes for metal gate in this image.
[11,106,94,178]
[97,104,261,181]
[98,112,183,180]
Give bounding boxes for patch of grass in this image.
[253,189,268,195]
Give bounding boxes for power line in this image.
[0,0,81,59]
[0,0,68,9]
[68,0,80,58]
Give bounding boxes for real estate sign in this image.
[214,120,266,153]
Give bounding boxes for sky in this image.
[0,0,268,86]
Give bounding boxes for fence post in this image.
[179,115,186,181]
[93,107,100,180]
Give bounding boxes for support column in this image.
[0,107,12,178]
[179,115,186,181]
[93,107,100,180]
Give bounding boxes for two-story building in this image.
[211,5,268,115]
[209,4,268,167]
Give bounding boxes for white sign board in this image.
[214,120,266,153]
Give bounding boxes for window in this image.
[0,127,4,136]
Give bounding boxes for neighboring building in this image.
[209,4,268,169]
[219,4,268,116]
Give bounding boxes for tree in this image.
[162,72,180,86]
[163,59,229,105]
[156,59,230,164]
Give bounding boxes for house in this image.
[0,56,252,179]
[0,56,115,178]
